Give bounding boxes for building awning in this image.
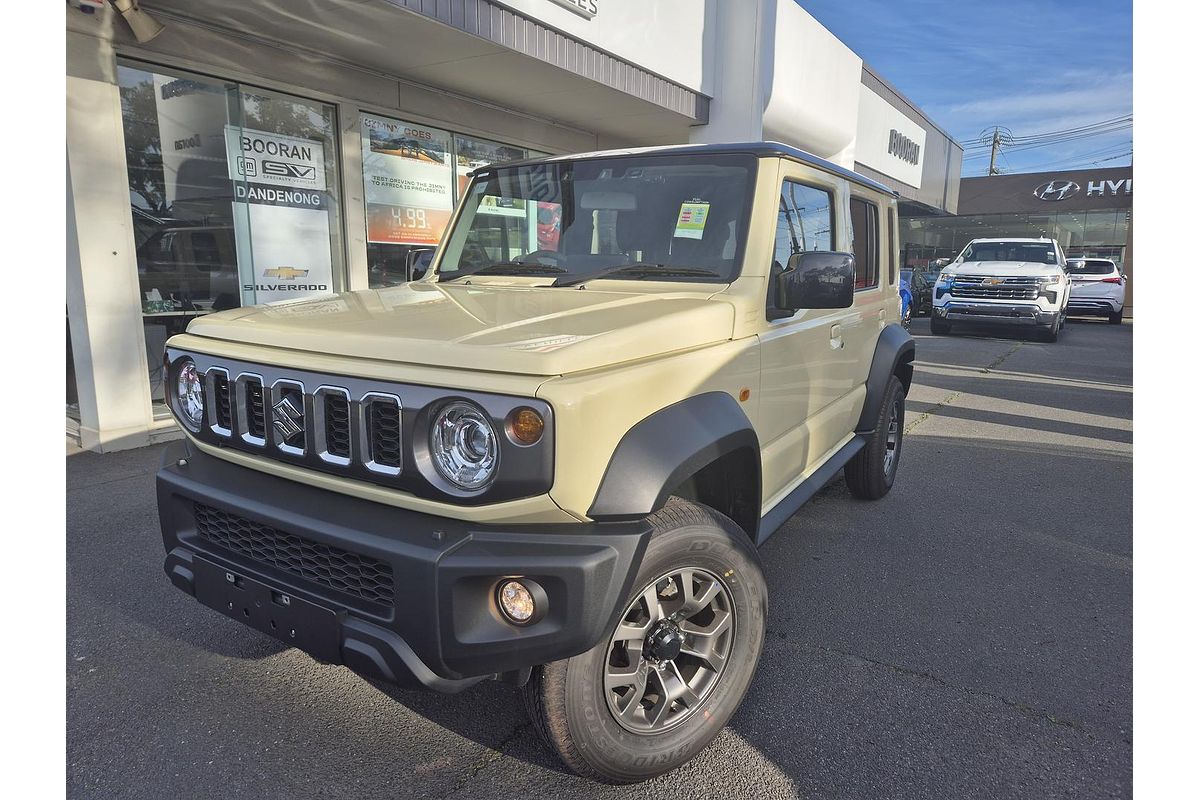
[143,0,708,145]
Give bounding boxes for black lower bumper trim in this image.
[158,440,652,692]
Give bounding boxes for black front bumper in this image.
[158,440,651,692]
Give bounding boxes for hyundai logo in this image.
[1033,180,1081,201]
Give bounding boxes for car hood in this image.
[184,281,735,376]
[950,260,1060,277]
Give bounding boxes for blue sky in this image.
[798,0,1132,176]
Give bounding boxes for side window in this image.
[888,208,897,285]
[850,197,879,289]
[768,180,834,312]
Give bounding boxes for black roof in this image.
[470,141,899,197]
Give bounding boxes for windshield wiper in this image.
[552,264,721,287]
[441,261,566,282]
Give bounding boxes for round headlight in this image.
[430,401,499,490]
[174,359,204,432]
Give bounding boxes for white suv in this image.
[1064,257,1126,324]
[931,237,1070,343]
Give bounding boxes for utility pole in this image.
[988,127,1002,176]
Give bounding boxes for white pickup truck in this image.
[931,237,1071,343]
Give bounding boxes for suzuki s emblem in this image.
[271,397,304,440]
[982,277,1003,286]
[1033,180,1081,201]
[263,267,309,280]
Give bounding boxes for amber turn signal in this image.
[507,407,545,445]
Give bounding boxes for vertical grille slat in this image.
[247,382,266,439]
[214,374,232,430]
[233,373,266,447]
[361,394,403,475]
[325,396,351,458]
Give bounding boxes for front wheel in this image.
[521,499,767,783]
[1038,312,1062,342]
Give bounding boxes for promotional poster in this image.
[361,114,455,246]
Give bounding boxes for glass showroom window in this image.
[117,62,342,415]
[362,122,546,289]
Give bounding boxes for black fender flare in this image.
[856,322,916,434]
[587,392,760,525]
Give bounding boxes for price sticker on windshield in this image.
[674,200,710,240]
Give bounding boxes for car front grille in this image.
[950,276,1039,300]
[193,502,395,606]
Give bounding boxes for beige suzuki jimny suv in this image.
[158,142,914,783]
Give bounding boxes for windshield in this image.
[900,269,913,283]
[438,153,756,284]
[1066,259,1117,275]
[960,241,1058,264]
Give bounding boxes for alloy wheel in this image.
[603,567,735,734]
[882,398,901,477]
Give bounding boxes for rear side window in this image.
[850,197,879,289]
[1067,259,1118,275]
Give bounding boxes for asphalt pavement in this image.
[66,316,1132,799]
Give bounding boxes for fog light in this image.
[497,579,538,625]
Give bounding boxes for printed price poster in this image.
[223,125,335,305]
[361,115,455,245]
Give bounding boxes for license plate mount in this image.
[193,556,342,663]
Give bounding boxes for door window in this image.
[768,180,834,312]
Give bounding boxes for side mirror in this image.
[774,251,855,313]
[406,247,436,281]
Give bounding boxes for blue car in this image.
[898,271,913,330]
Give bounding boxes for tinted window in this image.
[1067,259,1118,275]
[850,197,879,289]
[962,241,1057,264]
[900,269,913,283]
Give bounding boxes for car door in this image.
[839,193,893,422]
[755,169,855,506]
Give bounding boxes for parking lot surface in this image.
[67,318,1132,799]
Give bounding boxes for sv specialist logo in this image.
[1033,180,1081,201]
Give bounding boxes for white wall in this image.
[490,0,713,94]
[760,0,862,166]
[855,86,926,188]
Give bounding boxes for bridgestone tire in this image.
[844,374,905,500]
[521,499,767,783]
[930,316,951,335]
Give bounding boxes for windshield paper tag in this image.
[674,201,710,239]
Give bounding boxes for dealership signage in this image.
[887,129,920,166]
[1033,177,1133,201]
[224,125,335,305]
[855,87,926,188]
[547,0,597,19]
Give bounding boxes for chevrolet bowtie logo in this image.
[263,267,309,280]
[982,277,1004,286]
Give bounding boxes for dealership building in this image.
[901,165,1133,314]
[66,0,963,451]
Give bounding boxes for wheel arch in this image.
[856,322,915,434]
[587,392,761,543]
